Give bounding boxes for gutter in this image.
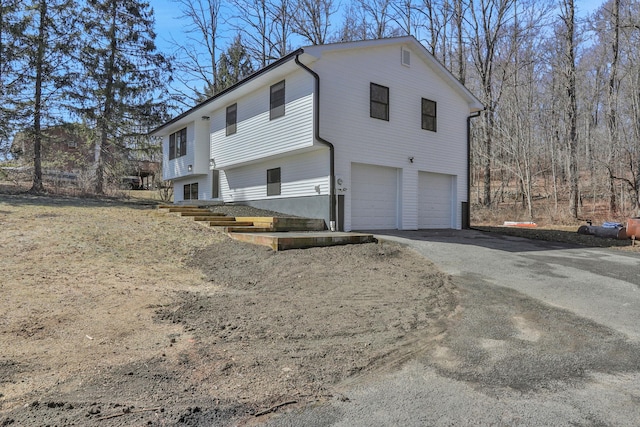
[465,109,483,229]
[295,53,337,231]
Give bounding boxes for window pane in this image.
[191,183,198,200]
[422,99,436,116]
[370,83,388,103]
[421,98,437,131]
[226,104,237,136]
[267,167,281,196]
[422,116,436,131]
[270,81,285,120]
[370,83,389,120]
[179,128,187,156]
[183,184,190,200]
[169,134,176,160]
[371,102,388,120]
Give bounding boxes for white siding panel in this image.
[220,149,330,202]
[163,123,195,181]
[351,163,398,230]
[211,70,315,169]
[173,176,208,202]
[418,171,455,228]
[310,42,469,230]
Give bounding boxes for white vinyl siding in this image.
[211,70,315,169]
[312,43,469,230]
[173,176,209,202]
[163,120,211,181]
[220,149,330,202]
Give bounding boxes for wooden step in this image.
[178,211,226,217]
[217,226,274,233]
[235,217,326,231]
[190,215,236,222]
[228,231,376,251]
[208,221,255,227]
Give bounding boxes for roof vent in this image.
[401,48,410,67]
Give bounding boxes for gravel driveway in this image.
[266,230,640,426]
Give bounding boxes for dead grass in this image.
[470,194,639,252]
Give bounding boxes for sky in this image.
[150,0,608,58]
[149,0,607,108]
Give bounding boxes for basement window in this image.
[184,182,198,200]
[267,167,281,196]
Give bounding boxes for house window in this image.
[267,167,281,196]
[183,182,198,200]
[226,104,237,136]
[370,83,389,121]
[421,98,437,132]
[270,80,285,120]
[169,127,187,160]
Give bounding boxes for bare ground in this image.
[0,192,457,426]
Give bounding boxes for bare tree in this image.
[336,2,368,41]
[231,0,273,67]
[559,0,579,218]
[170,0,221,103]
[290,0,337,44]
[466,0,515,206]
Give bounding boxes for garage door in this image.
[351,163,398,230]
[418,172,454,228]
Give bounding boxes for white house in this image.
[150,36,483,231]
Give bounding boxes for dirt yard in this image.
[0,192,458,426]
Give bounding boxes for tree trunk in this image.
[563,0,579,218]
[30,0,47,194]
[95,0,118,194]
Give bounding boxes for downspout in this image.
[466,109,483,229]
[295,53,337,231]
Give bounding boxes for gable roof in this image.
[150,36,483,136]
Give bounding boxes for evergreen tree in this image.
[76,0,172,194]
[19,0,79,192]
[212,34,255,95]
[0,0,29,159]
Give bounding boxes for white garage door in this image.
[351,163,398,230]
[419,172,454,229]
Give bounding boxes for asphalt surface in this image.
[264,229,640,427]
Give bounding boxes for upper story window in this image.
[267,167,281,196]
[370,83,389,121]
[169,127,187,160]
[226,104,237,136]
[421,98,437,132]
[270,80,285,120]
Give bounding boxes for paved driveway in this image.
[265,230,640,427]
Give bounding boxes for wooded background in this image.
[1,0,638,222]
